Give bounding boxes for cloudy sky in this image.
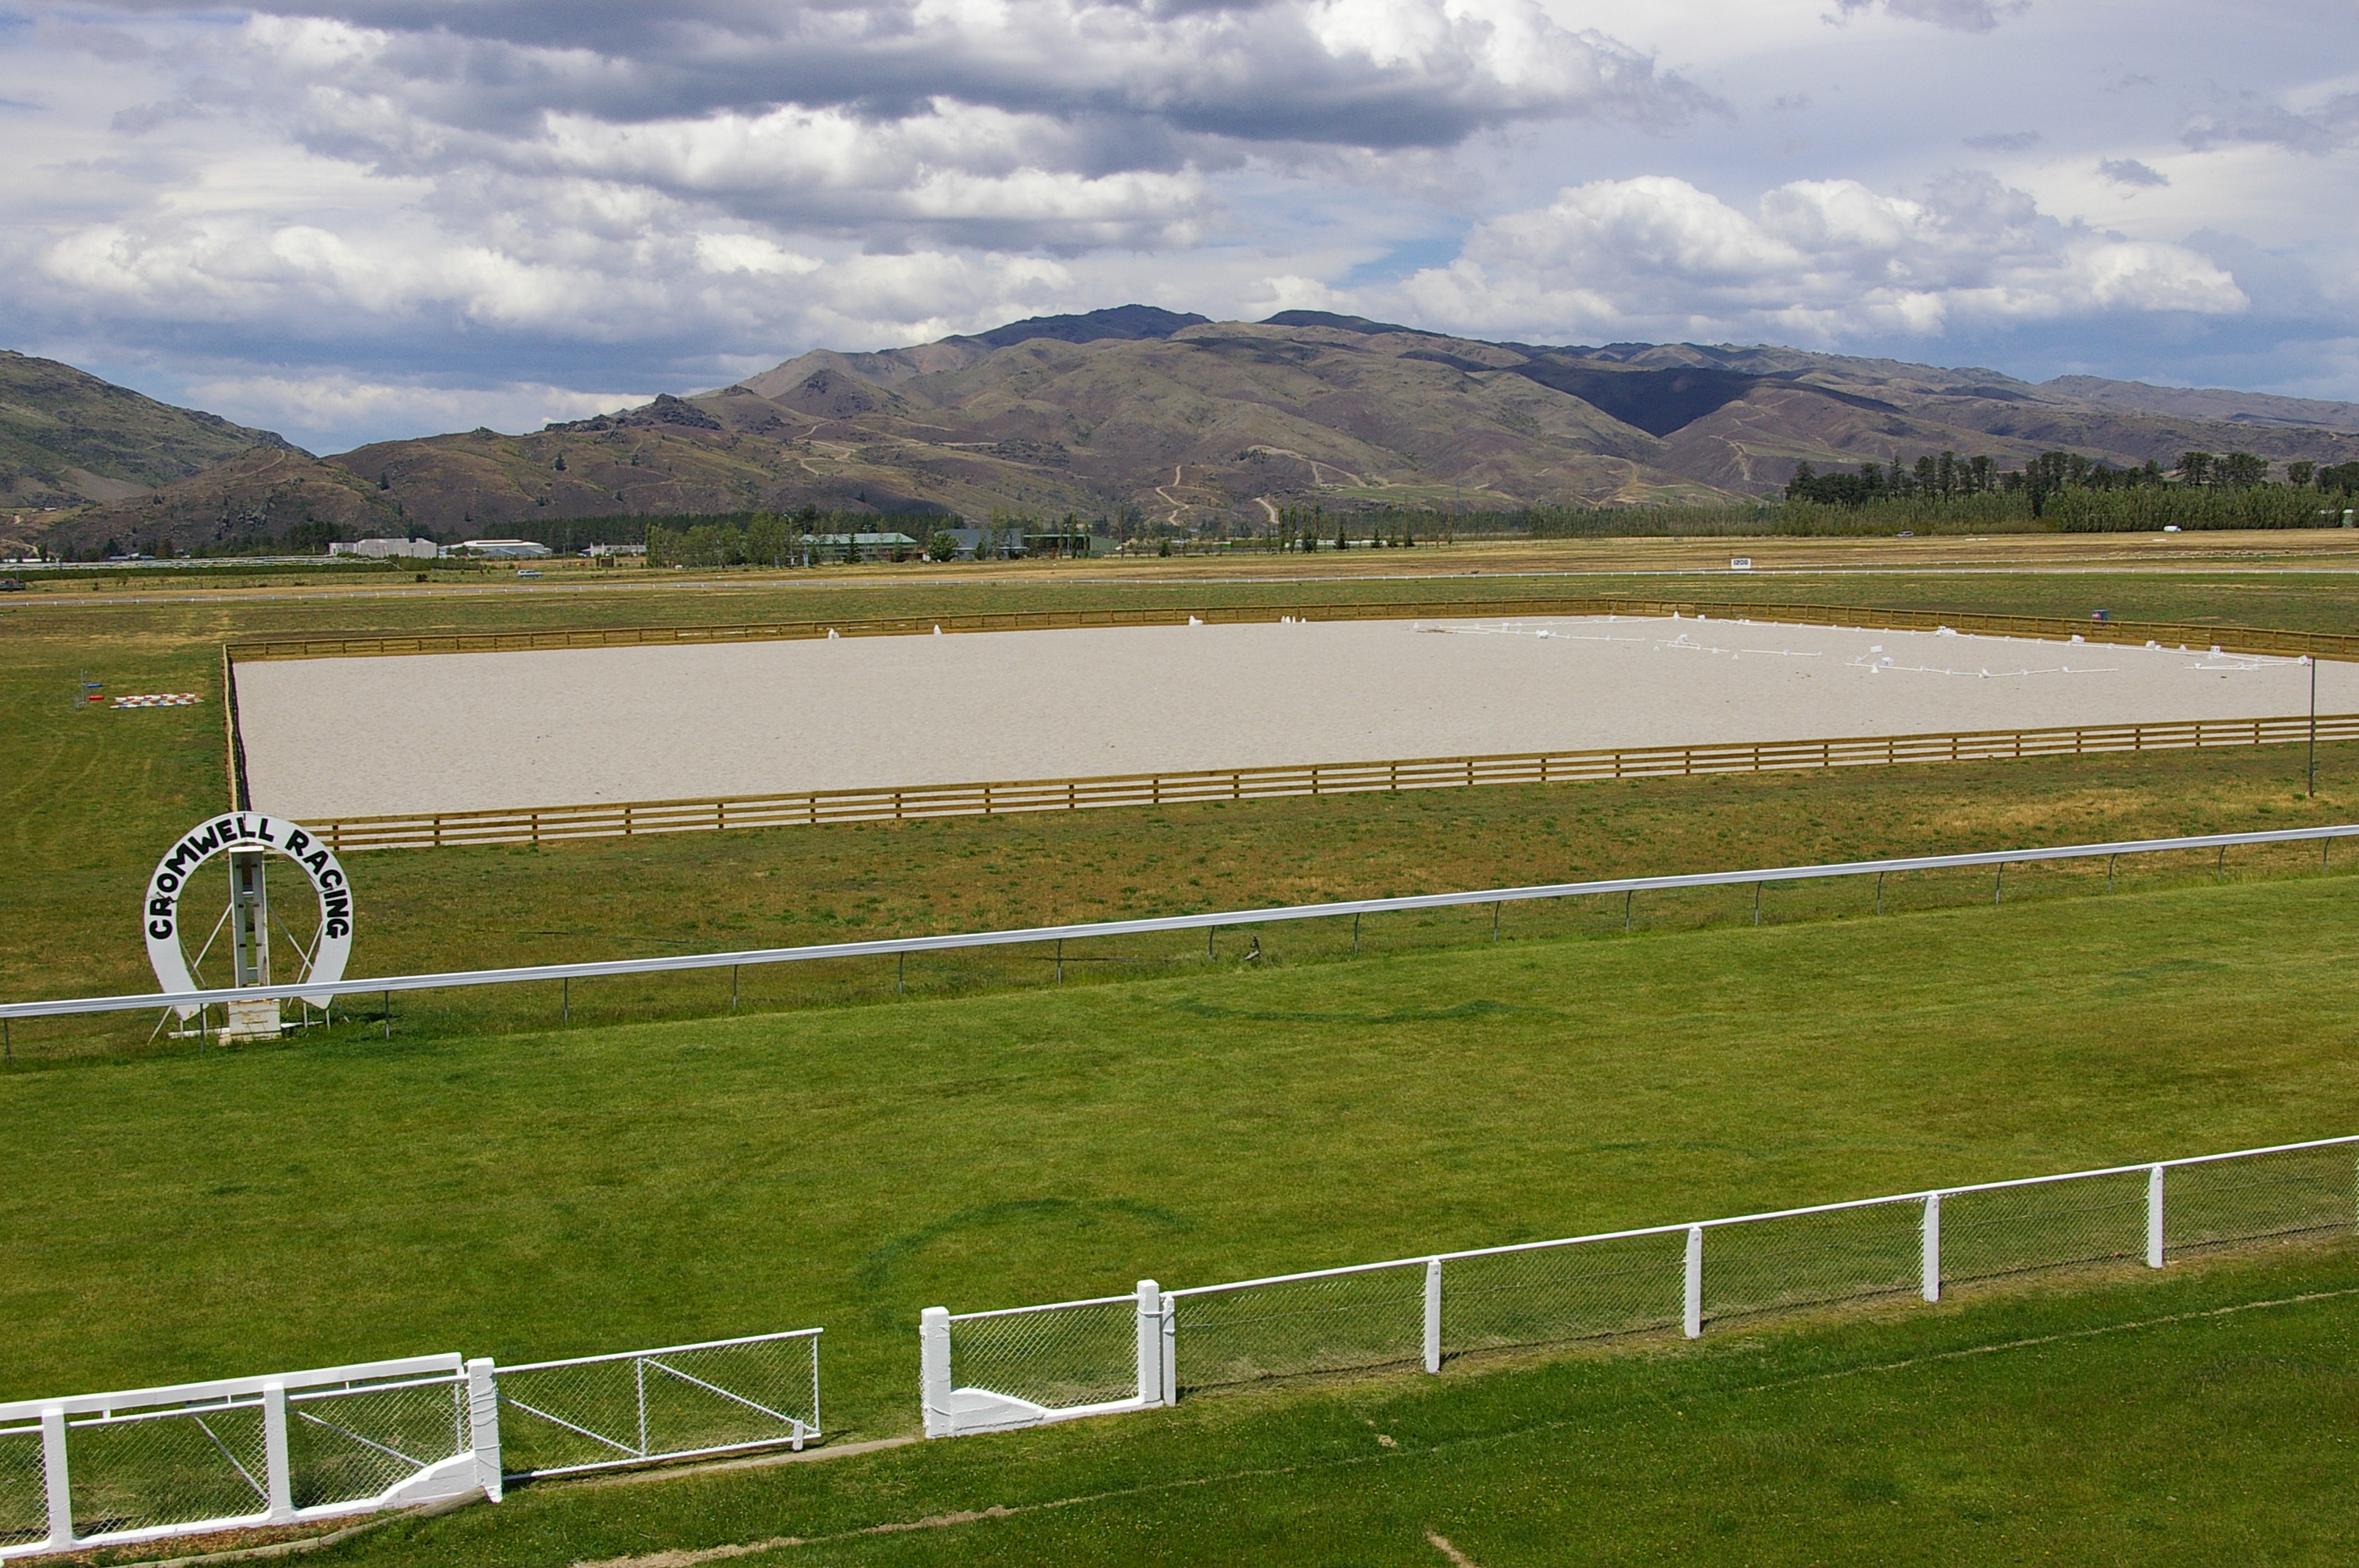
[3,0,2354,453]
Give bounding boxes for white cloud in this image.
[692,234,821,278]
[184,372,647,447]
[1393,174,2247,343]
[218,0,1710,161]
[520,101,1216,248]
[1831,0,2026,33]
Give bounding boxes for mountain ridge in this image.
[1,350,304,528]
[19,314,2359,554]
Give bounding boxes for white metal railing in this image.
[0,1356,488,1560]
[0,1330,823,1560]
[4,824,2354,1028]
[918,1134,2359,1437]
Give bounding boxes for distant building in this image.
[939,527,1024,561]
[329,537,440,560]
[799,532,920,562]
[584,543,646,558]
[1023,527,1092,558]
[449,539,553,559]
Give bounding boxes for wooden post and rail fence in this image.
[308,712,2359,851]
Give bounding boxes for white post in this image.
[1921,1193,1942,1303]
[1423,1259,1443,1374]
[1683,1226,1703,1339]
[40,1404,72,1553]
[262,1381,294,1521]
[1160,1293,1178,1407]
[2147,1165,2166,1268]
[1135,1280,1163,1407]
[467,1359,503,1502]
[920,1308,954,1438]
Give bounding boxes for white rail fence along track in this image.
[919,1137,2359,1438]
[0,1330,820,1560]
[308,711,2359,851]
[5,825,2356,1040]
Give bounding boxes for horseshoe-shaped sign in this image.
[145,813,354,1017]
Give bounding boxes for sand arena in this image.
[233,615,2357,820]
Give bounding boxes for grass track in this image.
[8,874,2359,1446]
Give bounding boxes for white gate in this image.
[491,1330,821,1479]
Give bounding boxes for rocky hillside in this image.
[1,350,299,546]
[21,309,2359,552]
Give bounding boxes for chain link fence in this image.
[285,1375,469,1510]
[2165,1142,2357,1254]
[945,1300,1139,1414]
[64,1398,273,1539]
[925,1135,2359,1436]
[2,1328,823,1562]
[0,1358,479,1563]
[1172,1264,1428,1392]
[0,1423,40,1552]
[1442,1230,1687,1354]
[1938,1169,2150,1283]
[1703,1197,1924,1322]
[492,1330,820,1479]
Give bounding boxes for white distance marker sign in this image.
[144,813,354,1016]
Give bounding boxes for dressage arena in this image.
[232,615,2359,821]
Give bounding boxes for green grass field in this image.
[8,876,2357,1441]
[7,560,2359,1055]
[317,1240,2359,1566]
[9,557,2359,1564]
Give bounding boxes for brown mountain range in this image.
[27,307,2359,555]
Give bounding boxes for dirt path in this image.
[1154,464,1187,527]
